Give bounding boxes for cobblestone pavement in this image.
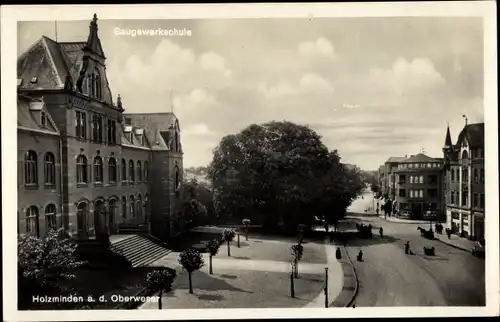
[341,192,485,307]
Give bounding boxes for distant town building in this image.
[393,154,445,220]
[443,122,485,240]
[17,14,185,244]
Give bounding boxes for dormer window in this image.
[40,112,46,128]
[30,77,38,84]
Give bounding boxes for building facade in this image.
[393,154,444,220]
[17,14,185,242]
[384,157,406,199]
[443,123,485,241]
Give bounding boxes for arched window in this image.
[108,157,117,183]
[461,150,469,160]
[26,206,39,237]
[451,169,455,181]
[121,158,126,182]
[121,196,127,219]
[174,167,181,192]
[137,195,142,218]
[129,195,135,217]
[143,194,149,217]
[45,204,58,231]
[175,131,180,152]
[76,202,89,238]
[409,176,413,184]
[24,150,38,185]
[144,161,149,181]
[128,160,135,182]
[137,161,142,182]
[93,156,103,183]
[93,68,101,99]
[76,155,88,183]
[43,152,56,185]
[462,167,468,183]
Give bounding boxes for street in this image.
[340,190,485,306]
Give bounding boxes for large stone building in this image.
[393,154,445,220]
[17,14,185,250]
[443,122,485,241]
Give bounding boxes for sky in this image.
[17,17,484,171]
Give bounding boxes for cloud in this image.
[369,57,446,96]
[258,73,334,100]
[298,37,337,59]
[199,51,232,77]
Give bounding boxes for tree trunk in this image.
[209,255,213,274]
[294,260,298,278]
[245,225,248,240]
[227,241,231,256]
[188,272,193,294]
[158,290,163,310]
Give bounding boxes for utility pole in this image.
[324,267,329,308]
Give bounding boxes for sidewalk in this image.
[433,232,476,253]
[378,215,432,225]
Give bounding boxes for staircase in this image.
[110,235,172,268]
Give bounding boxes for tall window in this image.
[45,204,58,231]
[451,169,455,182]
[419,190,423,198]
[26,206,39,237]
[137,195,142,218]
[24,150,38,185]
[41,111,46,127]
[451,191,455,204]
[480,193,485,208]
[410,190,414,198]
[175,131,180,152]
[121,196,127,219]
[175,167,181,190]
[462,168,468,183]
[129,160,135,182]
[473,193,479,208]
[107,119,116,144]
[144,161,149,181]
[108,157,117,183]
[129,195,135,217]
[480,169,484,183]
[474,169,479,184]
[93,156,103,183]
[93,68,101,99]
[419,176,424,184]
[136,161,142,182]
[44,152,56,185]
[75,111,87,139]
[76,202,88,238]
[121,158,127,182]
[409,176,414,184]
[92,115,103,142]
[76,155,88,184]
[462,193,468,206]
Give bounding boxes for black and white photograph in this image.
[1,2,498,320]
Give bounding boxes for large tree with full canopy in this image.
[207,121,364,232]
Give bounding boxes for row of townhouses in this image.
[17,15,187,249]
[376,122,485,241]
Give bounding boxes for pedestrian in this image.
[357,249,363,262]
[404,241,410,254]
[379,227,384,238]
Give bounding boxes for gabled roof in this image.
[400,153,438,163]
[386,157,406,163]
[17,94,59,135]
[123,113,179,151]
[457,123,484,148]
[17,15,114,106]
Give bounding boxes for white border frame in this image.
[2,2,498,320]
